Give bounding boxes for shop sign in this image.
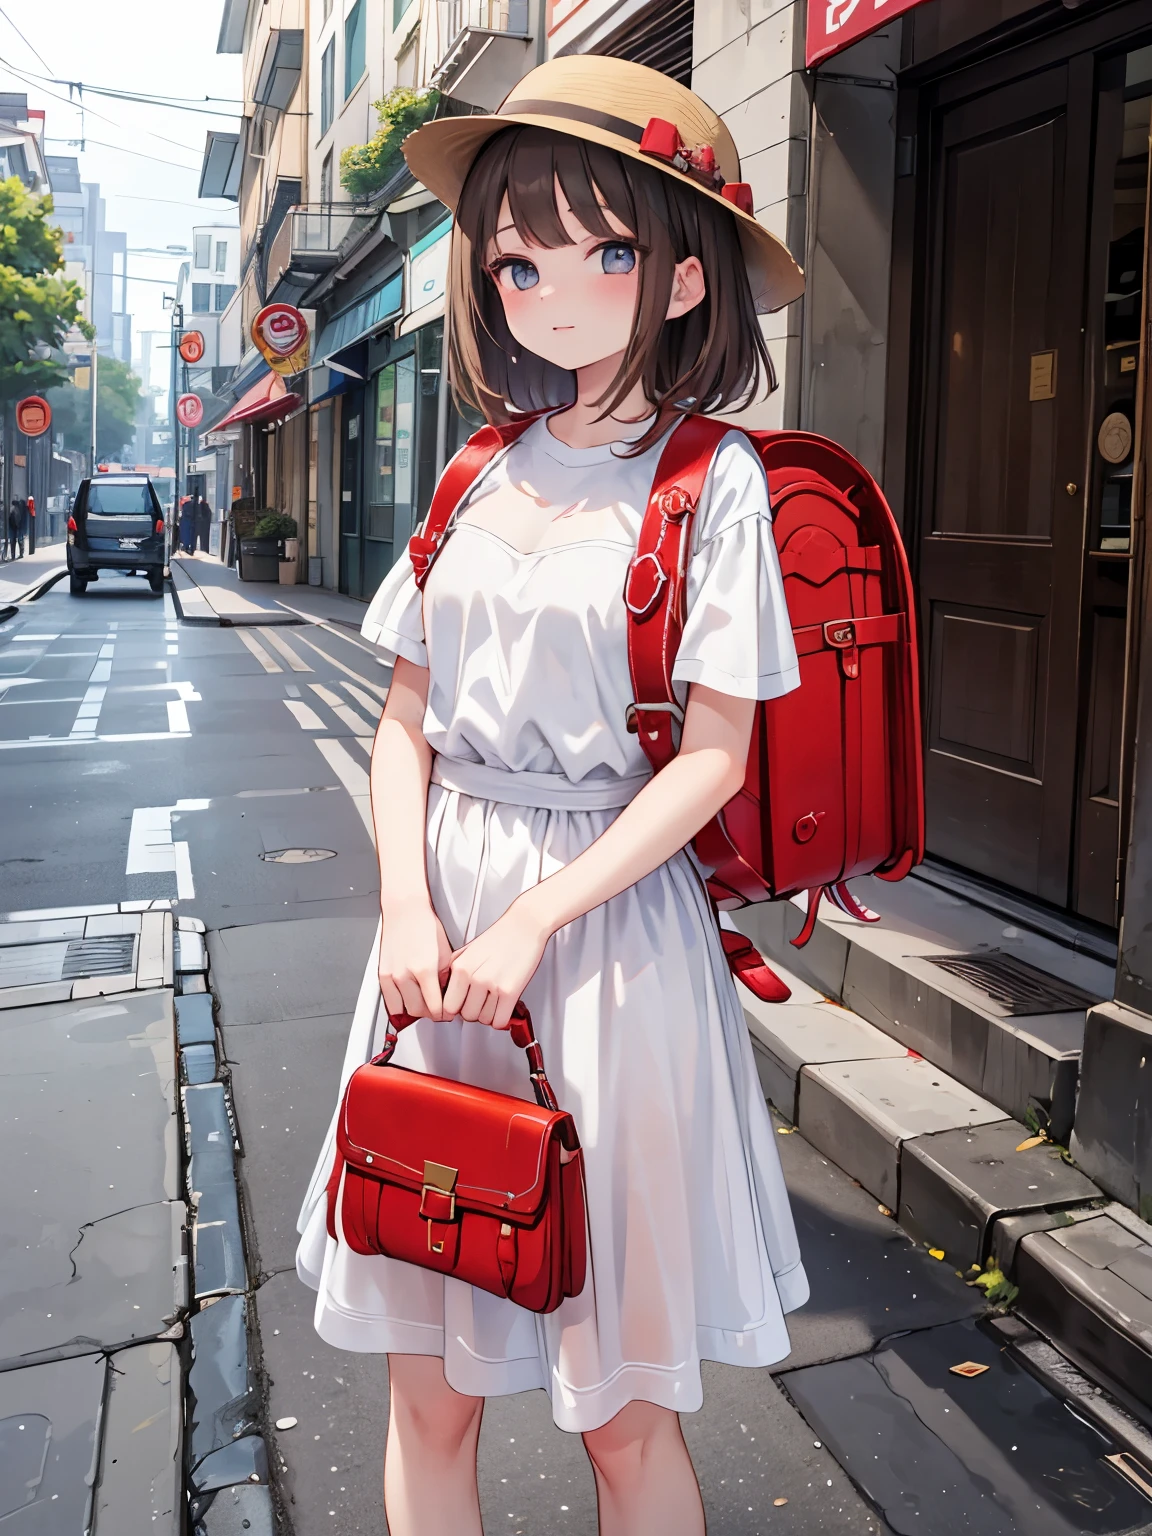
[15,395,51,436]
[404,219,451,325]
[251,303,310,375]
[179,330,206,364]
[806,0,928,68]
[177,393,204,428]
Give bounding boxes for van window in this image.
[87,483,153,515]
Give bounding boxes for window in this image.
[193,232,210,268]
[320,38,335,133]
[320,149,333,205]
[214,283,237,311]
[214,239,228,272]
[393,0,415,25]
[191,282,211,312]
[367,354,415,548]
[344,0,365,99]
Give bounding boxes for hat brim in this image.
[402,114,804,314]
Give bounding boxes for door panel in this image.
[918,66,1089,903]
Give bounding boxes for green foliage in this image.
[340,88,440,199]
[0,177,85,402]
[46,355,142,460]
[253,510,298,539]
[966,1259,1019,1310]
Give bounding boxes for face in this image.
[484,182,704,375]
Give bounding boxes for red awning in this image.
[214,372,302,430]
[806,0,927,68]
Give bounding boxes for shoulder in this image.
[692,427,770,549]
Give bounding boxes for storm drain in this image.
[61,935,138,980]
[925,949,1100,1016]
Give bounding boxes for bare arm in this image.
[371,656,453,1020]
[442,683,754,1027]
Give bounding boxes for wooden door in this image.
[339,387,364,599]
[917,66,1091,904]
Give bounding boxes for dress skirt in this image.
[296,759,808,1435]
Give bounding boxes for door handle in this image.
[1066,483,1078,496]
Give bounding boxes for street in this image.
[5,573,1152,1535]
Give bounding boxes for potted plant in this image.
[238,508,291,582]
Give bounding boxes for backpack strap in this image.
[408,412,545,590]
[624,414,732,771]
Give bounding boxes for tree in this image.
[0,176,85,402]
[340,88,440,200]
[47,355,142,461]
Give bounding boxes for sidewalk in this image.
[0,539,68,607]
[171,553,375,634]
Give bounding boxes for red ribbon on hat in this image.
[639,117,753,216]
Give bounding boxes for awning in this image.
[806,0,926,68]
[199,130,241,200]
[313,271,403,364]
[214,373,302,430]
[229,349,272,399]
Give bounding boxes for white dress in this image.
[296,413,809,1435]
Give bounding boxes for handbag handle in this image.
[374,1000,560,1113]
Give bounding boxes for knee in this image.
[388,1357,482,1459]
[582,1402,677,1487]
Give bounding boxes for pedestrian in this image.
[7,497,27,559]
[297,58,812,1536]
[194,491,212,553]
[178,495,194,554]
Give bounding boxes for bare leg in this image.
[583,1400,706,1536]
[383,1354,484,1536]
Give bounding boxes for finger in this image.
[378,974,405,1019]
[459,979,490,1024]
[415,970,444,1022]
[441,963,471,1020]
[492,992,516,1031]
[478,991,498,1027]
[397,975,428,1020]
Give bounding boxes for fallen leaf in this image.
[928,1248,945,1260]
[776,1126,795,1135]
[1016,1135,1046,1151]
[877,1204,893,1217]
[774,1497,789,1506]
[949,1362,989,1378]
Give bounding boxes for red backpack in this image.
[409,413,924,1002]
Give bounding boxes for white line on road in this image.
[126,798,209,900]
[70,684,106,737]
[292,633,388,699]
[234,628,281,673]
[167,699,190,732]
[283,698,325,730]
[259,627,312,672]
[315,737,374,841]
[0,731,191,750]
[341,680,382,716]
[309,683,375,736]
[352,734,372,757]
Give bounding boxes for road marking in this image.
[167,644,179,656]
[292,632,388,699]
[352,735,372,757]
[70,684,106,737]
[88,636,115,684]
[259,627,312,671]
[274,601,384,659]
[126,799,208,900]
[341,680,382,716]
[234,628,281,673]
[308,683,375,736]
[167,699,190,732]
[284,699,325,730]
[0,731,191,750]
[315,737,374,841]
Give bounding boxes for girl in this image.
[297,55,809,1536]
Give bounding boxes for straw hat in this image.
[402,55,804,313]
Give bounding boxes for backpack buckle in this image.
[824,620,859,680]
[658,485,694,521]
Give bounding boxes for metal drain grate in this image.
[925,950,1100,1016]
[61,935,137,980]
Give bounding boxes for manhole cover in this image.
[259,848,337,864]
[61,934,137,979]
[925,950,1100,1016]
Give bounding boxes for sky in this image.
[0,0,242,391]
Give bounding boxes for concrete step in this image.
[734,870,1114,1142]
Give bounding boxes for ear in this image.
[665,255,706,321]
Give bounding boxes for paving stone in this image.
[1070,1001,1152,1223]
[187,1294,258,1466]
[743,992,905,1121]
[84,912,142,938]
[0,1352,106,1528]
[182,1041,219,1084]
[177,915,207,934]
[0,989,181,1365]
[91,1341,182,1535]
[990,1208,1089,1276]
[0,916,85,945]
[898,1119,1100,1270]
[70,971,137,999]
[176,991,217,1046]
[137,910,172,988]
[1,903,119,921]
[190,1434,268,1504]
[0,938,69,985]
[183,1084,247,1297]
[798,1055,1006,1208]
[1016,1210,1152,1414]
[177,971,210,994]
[176,929,209,974]
[0,978,73,1009]
[192,1481,275,1536]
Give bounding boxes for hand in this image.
[442,896,551,1030]
[378,901,454,1022]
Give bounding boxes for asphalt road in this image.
[0,571,1035,1536]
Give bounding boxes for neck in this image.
[545,349,654,449]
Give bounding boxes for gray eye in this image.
[503,259,538,290]
[601,244,636,274]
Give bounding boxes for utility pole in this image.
[169,300,184,520]
[89,349,99,476]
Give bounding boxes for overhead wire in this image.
[0,3,51,74]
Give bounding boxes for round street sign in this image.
[251,302,310,375]
[178,330,206,364]
[177,393,204,428]
[15,395,51,436]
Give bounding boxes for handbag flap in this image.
[337,1062,577,1221]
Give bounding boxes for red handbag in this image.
[325,1004,588,1315]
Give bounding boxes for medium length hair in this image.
[447,126,775,455]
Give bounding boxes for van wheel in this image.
[148,571,165,595]
[69,573,88,595]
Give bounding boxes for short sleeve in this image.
[361,551,427,667]
[672,432,799,701]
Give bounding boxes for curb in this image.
[0,564,68,605]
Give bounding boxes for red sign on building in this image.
[806,0,926,68]
[177,393,204,428]
[179,331,206,364]
[15,395,51,437]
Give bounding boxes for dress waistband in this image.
[431,756,651,811]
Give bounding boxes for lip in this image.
[552,325,575,331]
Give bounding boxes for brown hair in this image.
[447,126,775,455]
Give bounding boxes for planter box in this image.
[239,537,279,583]
[278,561,298,586]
